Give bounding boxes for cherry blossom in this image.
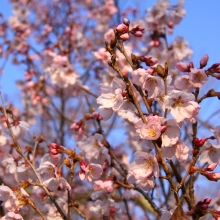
[0,185,19,211]
[161,119,180,147]
[79,160,103,182]
[143,74,164,99]
[127,151,159,190]
[11,120,30,138]
[2,155,17,175]
[0,212,24,220]
[200,141,220,164]
[189,68,208,88]
[165,90,201,123]
[97,77,126,119]
[162,140,190,162]
[93,180,114,193]
[90,197,121,218]
[174,75,193,92]
[77,133,110,164]
[135,116,161,140]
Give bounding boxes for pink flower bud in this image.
[200,54,209,68]
[130,26,145,37]
[205,163,218,171]
[120,33,129,41]
[195,138,207,148]
[189,62,194,69]
[146,67,155,74]
[176,62,189,72]
[116,24,128,33]
[144,56,158,66]
[161,126,167,133]
[48,143,63,155]
[209,63,220,70]
[203,198,212,204]
[132,31,143,37]
[123,18,130,26]
[202,172,220,181]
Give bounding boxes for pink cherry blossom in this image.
[135,116,161,140]
[200,141,220,164]
[161,119,180,147]
[143,74,164,99]
[123,189,140,199]
[165,90,200,123]
[77,134,110,165]
[174,75,193,92]
[0,212,24,220]
[2,155,17,175]
[93,180,114,193]
[0,185,19,211]
[189,68,208,88]
[162,140,190,162]
[11,120,30,138]
[79,161,103,182]
[129,151,159,180]
[212,126,220,147]
[43,175,71,191]
[97,78,125,111]
[172,36,193,61]
[93,47,111,64]
[131,68,148,86]
[90,197,120,217]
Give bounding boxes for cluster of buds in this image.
[191,162,220,182]
[187,198,212,219]
[139,55,158,67]
[194,137,207,148]
[70,120,85,137]
[208,63,220,74]
[116,18,144,41]
[48,143,64,155]
[130,25,145,37]
[92,111,103,120]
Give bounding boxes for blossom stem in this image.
[28,199,46,220]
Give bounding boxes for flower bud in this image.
[200,54,209,68]
[202,172,220,182]
[116,24,128,33]
[144,56,158,66]
[189,62,194,69]
[195,138,207,148]
[120,33,129,41]
[203,198,212,204]
[160,126,167,133]
[156,65,167,78]
[205,163,218,171]
[123,18,130,26]
[176,62,189,72]
[132,31,143,37]
[209,63,220,70]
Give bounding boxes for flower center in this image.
[144,159,154,170]
[147,128,156,137]
[173,97,184,107]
